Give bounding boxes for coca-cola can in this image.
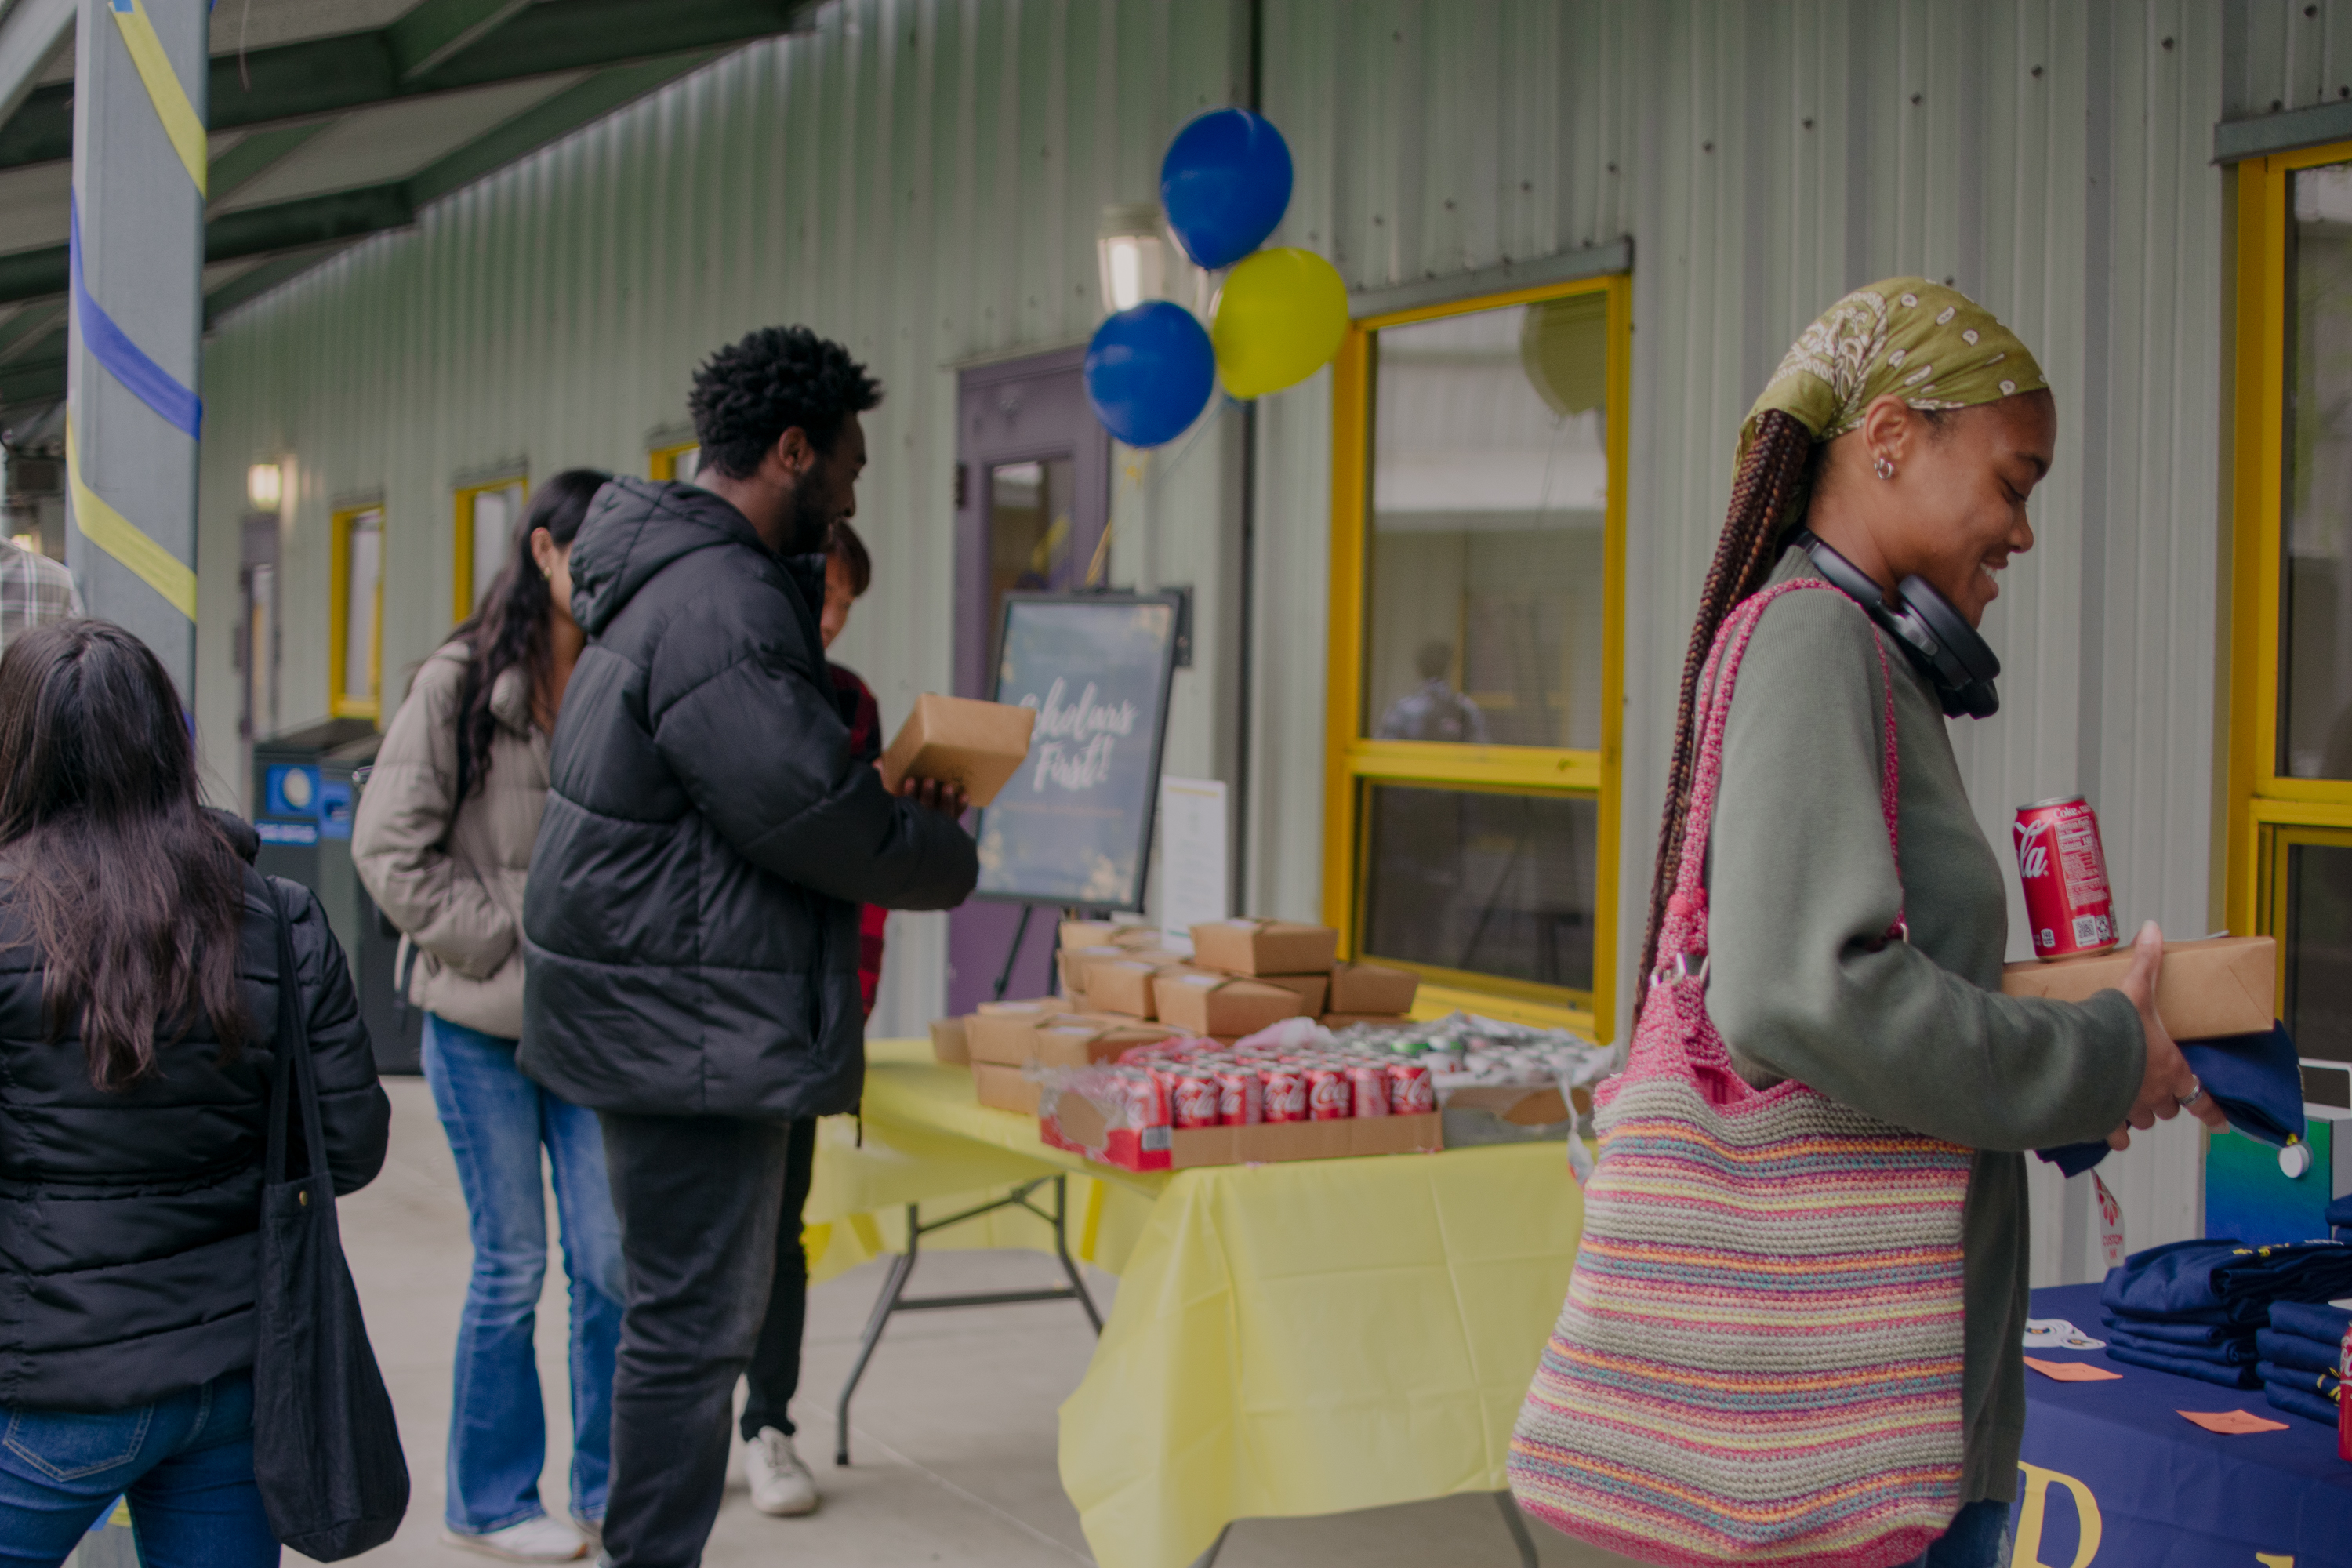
[1261,1065,1307,1123]
[1171,1073,1221,1130]
[1385,1061,1435,1115]
[2013,796,2118,959]
[1305,1065,1352,1120]
[1119,1069,1168,1130]
[1345,1063,1390,1117]
[1215,1069,1264,1127]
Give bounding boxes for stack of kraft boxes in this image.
[925,917,1424,1115]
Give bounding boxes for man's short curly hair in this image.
[688,325,882,480]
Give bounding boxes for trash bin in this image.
[252,718,423,1075]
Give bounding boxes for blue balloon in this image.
[1160,108,1294,270]
[1084,302,1216,448]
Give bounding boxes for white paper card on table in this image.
[2023,1318,2105,1350]
[1156,776,1228,956]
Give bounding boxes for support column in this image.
[66,0,206,699]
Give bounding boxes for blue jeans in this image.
[1903,1498,2011,1568]
[0,1370,277,1568]
[424,1012,625,1534]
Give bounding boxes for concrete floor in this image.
[321,1078,1632,1567]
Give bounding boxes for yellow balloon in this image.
[1210,248,1348,399]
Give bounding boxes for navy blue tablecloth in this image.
[2016,1283,2350,1566]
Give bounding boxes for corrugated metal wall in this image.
[202,0,2258,1277]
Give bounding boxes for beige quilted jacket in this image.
[352,642,547,1040]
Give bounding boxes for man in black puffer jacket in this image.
[521,327,975,1566]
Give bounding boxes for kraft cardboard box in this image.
[1086,958,1185,1019]
[1058,919,1156,953]
[1058,945,1126,999]
[1032,1018,1178,1067]
[1327,960,1419,1014]
[928,1017,969,1065]
[964,999,1060,1065]
[1999,935,2274,1040]
[1189,919,1338,976]
[973,1062,1040,1115]
[1152,968,1311,1036]
[879,693,1036,807]
[1254,972,1330,1015]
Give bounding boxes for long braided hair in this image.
[1632,409,1818,1014]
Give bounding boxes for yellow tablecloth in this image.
[818,1041,1584,1568]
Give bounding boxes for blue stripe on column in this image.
[68,197,201,441]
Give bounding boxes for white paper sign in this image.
[1157,776,1229,954]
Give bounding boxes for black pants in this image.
[598,1110,790,1568]
[739,1116,818,1441]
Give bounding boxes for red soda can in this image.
[1119,1069,1168,1130]
[1345,1063,1390,1117]
[1261,1065,1307,1122]
[1171,1073,1220,1129]
[1385,1060,1435,1115]
[1305,1065,1351,1120]
[2013,796,2118,958]
[1215,1068,1263,1126]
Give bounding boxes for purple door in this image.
[946,348,1112,1014]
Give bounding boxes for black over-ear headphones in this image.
[1791,530,2001,719]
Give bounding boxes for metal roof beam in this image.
[0,0,70,130]
[0,0,809,170]
[388,0,537,82]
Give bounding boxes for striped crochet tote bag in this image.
[1508,580,1973,1568]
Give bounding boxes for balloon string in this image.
[1147,394,1235,485]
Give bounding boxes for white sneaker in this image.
[744,1426,821,1516]
[441,1515,589,1562]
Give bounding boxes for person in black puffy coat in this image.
[521,326,975,1566]
[0,620,390,1566]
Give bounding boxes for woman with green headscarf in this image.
[1642,280,2227,1566]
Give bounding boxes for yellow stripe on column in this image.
[108,0,206,195]
[66,416,197,620]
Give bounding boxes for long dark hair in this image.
[0,621,249,1090]
[1635,410,1816,1014]
[450,468,608,798]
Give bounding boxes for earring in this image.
[1872,454,1896,481]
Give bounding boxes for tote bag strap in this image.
[1650,579,1903,986]
[262,881,329,1194]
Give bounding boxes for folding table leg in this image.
[833,1213,920,1466]
[1494,1490,1540,1566]
[1049,1174,1102,1334]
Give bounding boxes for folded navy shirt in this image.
[2107,1327,2255,1365]
[2101,1238,2352,1326]
[2268,1299,2352,1344]
[2105,1339,2261,1388]
[2040,1023,2307,1175]
[2258,1362,2342,1425]
[2099,1313,2241,1347]
[2255,1327,2342,1375]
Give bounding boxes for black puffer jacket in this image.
[0,832,390,1411]
[521,477,976,1119]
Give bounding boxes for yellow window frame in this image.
[2226,137,2352,942]
[452,475,528,622]
[649,441,700,481]
[327,505,383,721]
[2259,822,2352,1013]
[1322,271,1632,1039]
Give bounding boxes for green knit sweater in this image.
[1703,548,2143,1504]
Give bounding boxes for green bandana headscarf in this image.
[1733,277,2049,478]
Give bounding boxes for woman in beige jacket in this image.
[354,469,615,1563]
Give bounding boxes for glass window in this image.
[332,506,383,718]
[987,456,1081,670]
[1362,785,1598,993]
[469,483,522,611]
[2282,838,2352,1062]
[1364,293,1609,750]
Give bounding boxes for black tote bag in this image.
[252,885,410,1556]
